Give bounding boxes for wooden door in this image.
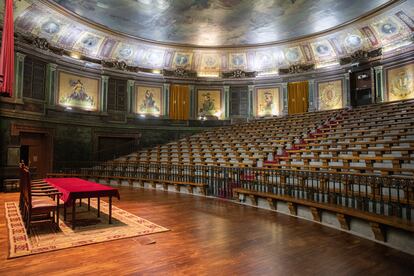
[288,81,309,114]
[170,84,190,120]
[20,133,50,178]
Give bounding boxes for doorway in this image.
[350,69,373,107]
[170,84,190,120]
[288,81,309,114]
[20,132,51,178]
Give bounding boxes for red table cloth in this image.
[44,178,120,204]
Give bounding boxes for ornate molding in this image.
[339,48,382,65]
[221,69,257,79]
[162,68,197,78]
[16,33,66,55]
[101,60,136,72]
[279,64,315,75]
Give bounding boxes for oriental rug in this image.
[5,200,169,258]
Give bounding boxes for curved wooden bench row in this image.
[232,187,414,242]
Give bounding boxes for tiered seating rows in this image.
[114,99,414,176]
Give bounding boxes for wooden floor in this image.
[1,187,414,275]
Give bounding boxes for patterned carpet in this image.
[5,200,169,258]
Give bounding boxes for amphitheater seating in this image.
[112,99,414,177]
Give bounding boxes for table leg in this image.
[79,198,82,207]
[88,197,90,211]
[56,201,60,226]
[109,196,112,224]
[97,196,100,218]
[64,204,67,221]
[72,198,76,230]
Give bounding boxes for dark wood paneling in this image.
[108,78,127,111]
[116,80,126,111]
[107,79,117,111]
[23,56,46,100]
[22,58,33,98]
[230,86,248,116]
[32,62,46,100]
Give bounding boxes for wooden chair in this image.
[18,162,59,211]
[20,166,61,233]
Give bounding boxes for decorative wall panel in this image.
[318,80,344,110]
[387,63,414,101]
[135,86,163,116]
[57,71,99,111]
[197,90,222,118]
[255,87,281,117]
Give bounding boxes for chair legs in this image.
[22,207,60,234]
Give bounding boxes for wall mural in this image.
[197,90,222,118]
[317,80,343,110]
[135,86,163,115]
[387,63,414,101]
[172,52,193,69]
[8,0,414,74]
[255,87,280,117]
[58,71,99,111]
[199,53,221,72]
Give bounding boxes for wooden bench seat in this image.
[233,187,414,242]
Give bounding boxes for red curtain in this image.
[0,0,14,97]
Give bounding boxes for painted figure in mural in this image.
[391,71,413,99]
[260,91,274,115]
[67,79,92,102]
[140,90,160,113]
[199,93,216,115]
[264,92,273,112]
[59,78,94,108]
[71,80,88,100]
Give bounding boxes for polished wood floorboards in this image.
[1,187,413,275]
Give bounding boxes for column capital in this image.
[101,75,109,81]
[344,72,350,80]
[308,79,315,85]
[47,63,58,71]
[127,79,135,87]
[16,52,26,60]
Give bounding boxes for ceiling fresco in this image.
[50,0,391,47]
[4,0,414,75]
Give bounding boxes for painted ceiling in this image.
[2,0,414,74]
[50,0,391,47]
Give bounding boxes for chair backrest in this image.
[20,165,32,209]
[19,162,25,195]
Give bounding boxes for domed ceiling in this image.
[50,0,391,47]
[3,0,414,75]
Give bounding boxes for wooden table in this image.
[44,178,120,229]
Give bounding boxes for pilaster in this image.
[100,75,109,113]
[282,82,288,115]
[308,79,316,111]
[127,80,135,114]
[223,85,230,119]
[248,85,254,118]
[14,52,25,103]
[189,84,196,119]
[46,63,58,107]
[163,83,170,117]
[374,66,384,103]
[344,73,351,107]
